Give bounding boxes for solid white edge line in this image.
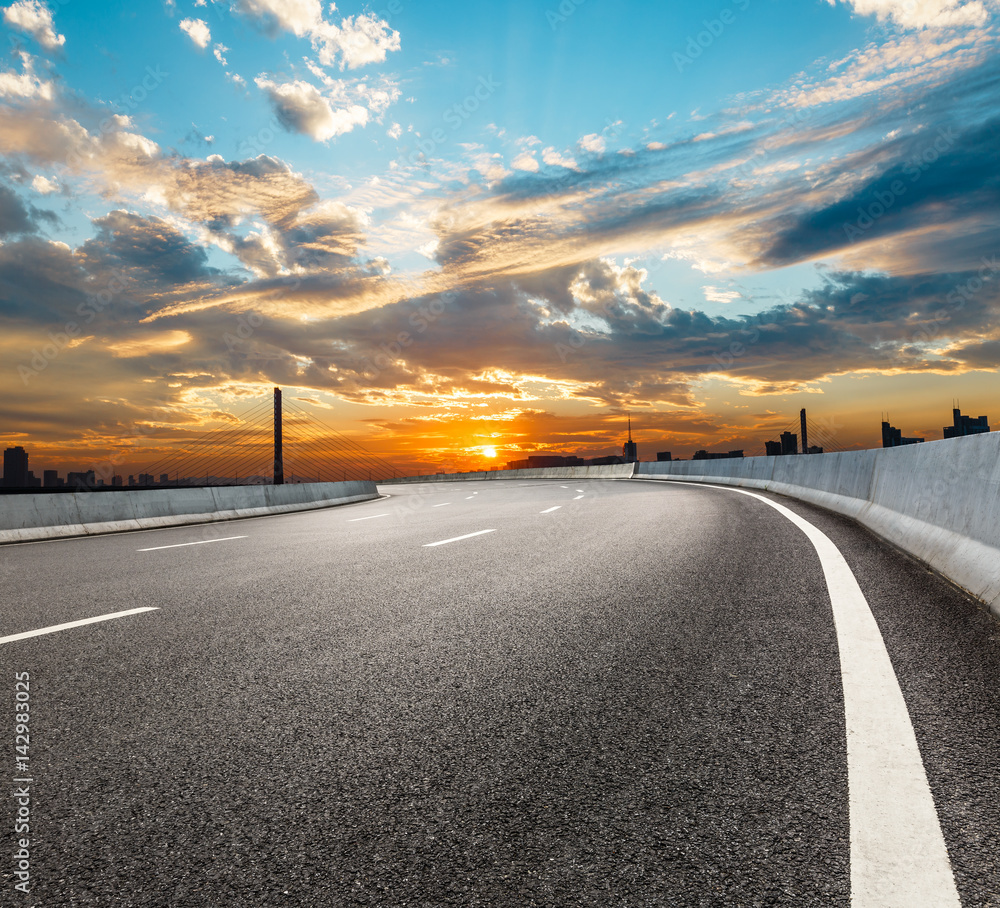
[422,529,496,547]
[637,478,960,907]
[137,535,248,552]
[1,607,160,645]
[540,506,561,513]
[348,513,390,522]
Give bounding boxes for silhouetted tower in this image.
[623,413,638,463]
[273,387,284,485]
[800,408,809,455]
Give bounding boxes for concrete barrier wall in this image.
[634,433,1000,618]
[0,481,379,544]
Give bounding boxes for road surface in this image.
[2,478,998,906]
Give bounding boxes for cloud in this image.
[2,0,65,51]
[0,52,54,100]
[255,77,368,141]
[179,17,211,49]
[511,152,538,172]
[232,0,400,69]
[312,14,402,70]
[578,133,606,154]
[30,173,57,193]
[0,184,34,235]
[541,147,579,170]
[826,0,998,29]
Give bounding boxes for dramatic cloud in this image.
[2,0,64,50]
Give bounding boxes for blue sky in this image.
[2,0,999,473]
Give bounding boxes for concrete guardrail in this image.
[633,433,1000,619]
[0,480,380,544]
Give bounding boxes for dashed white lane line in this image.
[0,607,160,645]
[137,536,247,552]
[540,506,561,514]
[560,486,569,489]
[348,513,390,522]
[465,495,476,500]
[432,503,451,507]
[423,529,497,547]
[573,495,584,500]
[642,478,960,907]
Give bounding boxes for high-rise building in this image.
[943,408,990,438]
[138,473,154,485]
[3,446,29,487]
[780,432,798,456]
[623,414,638,463]
[160,474,170,485]
[43,469,61,488]
[881,421,923,447]
[765,440,782,457]
[656,452,672,462]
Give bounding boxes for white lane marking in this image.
[540,506,561,514]
[348,513,390,522]
[560,486,569,489]
[0,607,160,645]
[137,536,247,552]
[576,489,585,493]
[423,529,496,547]
[641,479,960,907]
[465,495,475,500]
[573,494,584,500]
[432,502,451,508]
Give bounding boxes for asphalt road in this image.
[1,478,998,907]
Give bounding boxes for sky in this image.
[1,0,999,477]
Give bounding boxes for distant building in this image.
[656,452,672,462]
[138,473,154,485]
[764,440,782,457]
[112,475,123,487]
[3,446,29,488]
[692,450,744,460]
[623,414,638,463]
[881,421,924,448]
[805,445,824,454]
[943,408,989,438]
[160,473,170,485]
[43,469,62,488]
[780,432,798,456]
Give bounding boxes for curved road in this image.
[1,478,998,906]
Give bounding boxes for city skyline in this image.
[2,1,999,474]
